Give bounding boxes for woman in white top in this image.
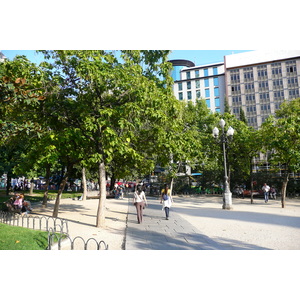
[160,184,173,220]
[133,186,147,224]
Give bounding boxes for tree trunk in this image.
[170,177,174,195]
[6,171,12,196]
[82,167,87,201]
[281,172,289,208]
[96,161,107,228]
[52,170,68,218]
[250,158,254,204]
[110,174,116,192]
[42,165,51,208]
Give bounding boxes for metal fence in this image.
[0,210,108,250]
[47,229,109,250]
[0,211,68,233]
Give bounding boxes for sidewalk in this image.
[31,192,300,250]
[126,196,213,250]
[126,194,300,250]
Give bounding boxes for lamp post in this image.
[213,119,234,210]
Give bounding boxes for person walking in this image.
[262,183,270,203]
[133,185,147,224]
[160,184,173,220]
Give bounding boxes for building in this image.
[170,50,300,127]
[224,50,300,129]
[0,51,6,62]
[170,59,225,113]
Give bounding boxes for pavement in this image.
[126,194,300,250]
[126,196,214,250]
[30,191,300,250]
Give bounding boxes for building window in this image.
[259,81,268,89]
[187,91,192,100]
[274,90,284,100]
[214,87,219,97]
[186,71,191,79]
[248,117,257,127]
[206,99,210,108]
[257,65,268,78]
[288,77,298,87]
[196,90,201,98]
[232,96,242,104]
[231,85,241,93]
[289,89,299,99]
[204,78,209,87]
[245,83,254,91]
[261,104,270,110]
[273,79,283,89]
[178,92,183,100]
[246,94,255,102]
[187,81,191,89]
[204,69,209,76]
[243,67,254,81]
[215,97,220,107]
[260,93,269,101]
[195,70,200,78]
[246,105,256,113]
[178,82,182,91]
[286,60,296,74]
[271,62,282,77]
[213,67,218,75]
[205,89,210,98]
[230,70,240,83]
[233,107,240,114]
[213,77,219,86]
[196,80,200,88]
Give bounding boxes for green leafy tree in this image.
[260,99,300,207]
[223,96,231,114]
[0,55,50,194]
[239,107,248,125]
[40,50,178,227]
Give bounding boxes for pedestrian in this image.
[13,194,23,211]
[160,184,173,220]
[133,185,147,224]
[270,186,276,200]
[262,183,270,203]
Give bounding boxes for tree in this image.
[0,55,50,194]
[223,96,231,114]
[239,107,248,125]
[260,99,300,208]
[40,50,178,227]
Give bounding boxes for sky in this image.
[168,50,252,66]
[2,50,252,66]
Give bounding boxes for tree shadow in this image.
[173,205,300,229]
[126,225,271,250]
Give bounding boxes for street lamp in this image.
[213,118,234,210]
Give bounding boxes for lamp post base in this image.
[222,192,233,210]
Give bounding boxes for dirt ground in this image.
[32,191,129,250]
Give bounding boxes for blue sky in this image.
[2,50,252,66]
[2,50,45,64]
[168,50,252,66]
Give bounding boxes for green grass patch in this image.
[0,223,50,250]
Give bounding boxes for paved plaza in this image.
[126,195,300,250]
[29,192,300,250]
